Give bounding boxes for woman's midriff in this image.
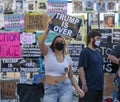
[45,74,68,84]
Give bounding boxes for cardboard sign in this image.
[0,32,22,58]
[48,13,82,38]
[24,14,48,30]
[0,81,16,98]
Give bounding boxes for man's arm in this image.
[78,67,88,93]
[108,55,119,64]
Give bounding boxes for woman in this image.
[39,20,84,102]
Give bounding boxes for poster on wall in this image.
[112,29,120,43]
[104,14,115,28]
[24,0,36,12]
[3,0,14,13]
[48,13,82,38]
[22,44,41,58]
[48,0,67,16]
[96,0,106,12]
[0,3,4,13]
[0,14,4,29]
[1,58,40,72]
[14,0,24,13]
[24,14,48,30]
[84,0,94,11]
[20,32,35,44]
[37,0,47,13]
[68,43,84,73]
[107,0,116,12]
[35,31,59,43]
[89,13,99,28]
[0,32,22,58]
[72,0,83,13]
[4,14,24,31]
[99,43,119,73]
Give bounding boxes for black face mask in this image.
[55,42,64,51]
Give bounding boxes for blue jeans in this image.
[43,78,72,102]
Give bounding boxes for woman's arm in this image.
[39,27,50,56]
[68,66,85,97]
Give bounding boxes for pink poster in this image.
[0,32,22,58]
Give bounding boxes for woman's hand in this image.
[77,89,85,98]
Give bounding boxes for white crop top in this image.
[44,47,73,76]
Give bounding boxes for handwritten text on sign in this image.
[0,32,21,58]
[49,13,82,37]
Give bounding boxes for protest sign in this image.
[48,13,82,38]
[0,32,22,58]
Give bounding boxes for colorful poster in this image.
[104,14,115,28]
[48,0,67,16]
[24,14,48,30]
[0,14,4,29]
[35,31,59,43]
[0,32,22,58]
[48,13,82,38]
[20,32,35,44]
[4,14,24,31]
[72,0,84,13]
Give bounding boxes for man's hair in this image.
[87,30,101,46]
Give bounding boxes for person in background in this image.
[108,44,120,65]
[39,19,84,102]
[77,30,104,102]
[108,43,120,101]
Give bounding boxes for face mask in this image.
[94,40,101,47]
[55,42,64,51]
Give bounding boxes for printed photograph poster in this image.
[107,0,116,12]
[104,14,115,28]
[72,0,83,13]
[84,0,94,11]
[0,32,22,58]
[24,14,48,30]
[0,3,4,13]
[89,13,98,25]
[35,31,59,43]
[14,0,24,13]
[48,13,82,38]
[37,0,47,13]
[24,0,36,12]
[48,0,67,16]
[20,32,35,44]
[4,14,24,31]
[3,0,14,13]
[96,0,106,12]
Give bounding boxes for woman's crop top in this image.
[44,47,73,76]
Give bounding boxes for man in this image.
[78,30,104,102]
[108,44,120,101]
[108,44,120,65]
